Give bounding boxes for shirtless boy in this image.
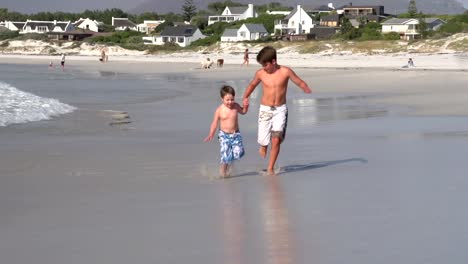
[242,46,312,175]
[204,85,249,177]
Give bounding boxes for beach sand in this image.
[1,58,468,264]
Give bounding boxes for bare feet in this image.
[266,169,276,176]
[259,146,267,158]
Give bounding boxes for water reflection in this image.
[218,177,295,264]
[291,95,400,126]
[262,177,296,264]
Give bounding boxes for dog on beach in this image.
[201,58,214,69]
[217,59,224,68]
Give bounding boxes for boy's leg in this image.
[267,136,281,175]
[258,106,273,158]
[259,145,268,158]
[220,163,228,178]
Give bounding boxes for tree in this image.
[418,14,429,38]
[182,0,197,22]
[408,0,418,18]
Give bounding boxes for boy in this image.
[242,46,312,175]
[204,85,249,177]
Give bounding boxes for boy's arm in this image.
[235,101,249,115]
[288,68,312,93]
[204,107,220,142]
[242,72,261,106]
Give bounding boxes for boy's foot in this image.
[259,146,267,158]
[266,169,276,176]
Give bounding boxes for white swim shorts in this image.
[257,104,288,146]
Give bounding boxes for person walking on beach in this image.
[60,54,66,70]
[241,49,249,67]
[242,46,312,175]
[204,85,249,178]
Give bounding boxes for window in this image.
[240,32,246,37]
[37,26,48,32]
[162,37,168,42]
[178,37,184,43]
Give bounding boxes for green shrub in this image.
[0,31,20,40]
[383,32,401,40]
[190,35,220,47]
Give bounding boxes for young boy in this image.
[204,85,249,177]
[242,46,312,175]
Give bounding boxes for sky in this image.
[1,0,468,14]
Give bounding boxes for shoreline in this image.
[1,52,468,71]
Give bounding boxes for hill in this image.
[129,0,466,15]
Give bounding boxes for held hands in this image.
[243,97,249,107]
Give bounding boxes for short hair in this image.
[220,85,235,98]
[257,46,277,64]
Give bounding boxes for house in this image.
[320,14,341,27]
[74,18,104,32]
[221,23,268,42]
[21,20,74,34]
[304,3,336,17]
[274,5,314,35]
[424,18,446,31]
[221,29,239,42]
[2,21,26,31]
[266,10,291,16]
[142,25,205,47]
[112,17,138,31]
[337,3,387,23]
[137,20,165,34]
[208,4,257,25]
[381,18,445,40]
[309,27,339,39]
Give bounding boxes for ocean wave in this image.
[0,81,76,127]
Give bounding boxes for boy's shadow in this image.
[231,158,368,178]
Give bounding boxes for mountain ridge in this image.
[129,0,466,15]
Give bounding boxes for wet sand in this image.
[1,61,468,264]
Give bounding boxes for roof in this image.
[222,28,238,37]
[284,6,298,20]
[425,18,444,24]
[113,18,137,28]
[303,4,334,12]
[160,25,198,37]
[381,18,415,25]
[342,5,383,9]
[227,6,248,14]
[321,14,340,22]
[12,22,25,28]
[243,23,267,33]
[23,21,70,31]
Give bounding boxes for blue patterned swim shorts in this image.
[218,130,245,164]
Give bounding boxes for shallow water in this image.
[1,64,468,264]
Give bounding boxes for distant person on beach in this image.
[100,49,106,62]
[408,58,415,67]
[48,61,54,68]
[242,46,312,175]
[241,49,249,66]
[204,85,249,178]
[60,54,66,70]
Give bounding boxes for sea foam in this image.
[0,81,76,127]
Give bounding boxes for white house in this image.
[112,17,138,31]
[74,18,104,32]
[381,18,445,40]
[143,25,205,47]
[274,5,314,35]
[2,21,26,31]
[221,29,239,42]
[137,20,165,34]
[208,4,257,25]
[21,20,74,34]
[221,23,268,42]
